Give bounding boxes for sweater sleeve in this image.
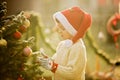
[55,44,87,79]
[51,53,57,60]
[51,41,64,60]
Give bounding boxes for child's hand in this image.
[36,48,52,70]
[39,57,58,73]
[39,57,53,70]
[35,48,48,64]
[37,48,58,72]
[39,48,48,58]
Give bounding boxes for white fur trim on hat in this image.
[53,12,77,36]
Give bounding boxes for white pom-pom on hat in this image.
[63,39,73,47]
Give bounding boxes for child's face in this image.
[55,22,73,40]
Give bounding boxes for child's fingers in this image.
[39,48,48,58]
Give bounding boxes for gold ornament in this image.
[0,38,7,47]
[23,19,30,28]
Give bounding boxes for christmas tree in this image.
[0,2,43,80]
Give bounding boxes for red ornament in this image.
[112,19,117,26]
[23,46,32,57]
[17,76,23,80]
[107,13,120,48]
[13,31,22,39]
[19,25,27,33]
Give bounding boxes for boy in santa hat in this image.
[38,6,92,80]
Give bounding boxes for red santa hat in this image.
[53,6,92,43]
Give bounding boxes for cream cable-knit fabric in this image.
[52,39,87,80]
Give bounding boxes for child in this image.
[39,6,92,80]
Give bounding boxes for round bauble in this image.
[17,76,23,80]
[23,46,32,57]
[19,25,27,33]
[23,12,31,19]
[13,31,22,39]
[0,38,7,47]
[23,19,30,28]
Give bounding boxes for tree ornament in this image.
[23,19,30,28]
[13,30,22,39]
[0,38,7,47]
[1,27,6,31]
[19,25,27,33]
[23,11,31,19]
[17,77,23,80]
[107,13,120,36]
[107,13,120,48]
[23,46,32,57]
[17,75,23,80]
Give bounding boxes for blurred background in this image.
[1,0,120,80]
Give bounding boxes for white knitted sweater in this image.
[52,39,87,80]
